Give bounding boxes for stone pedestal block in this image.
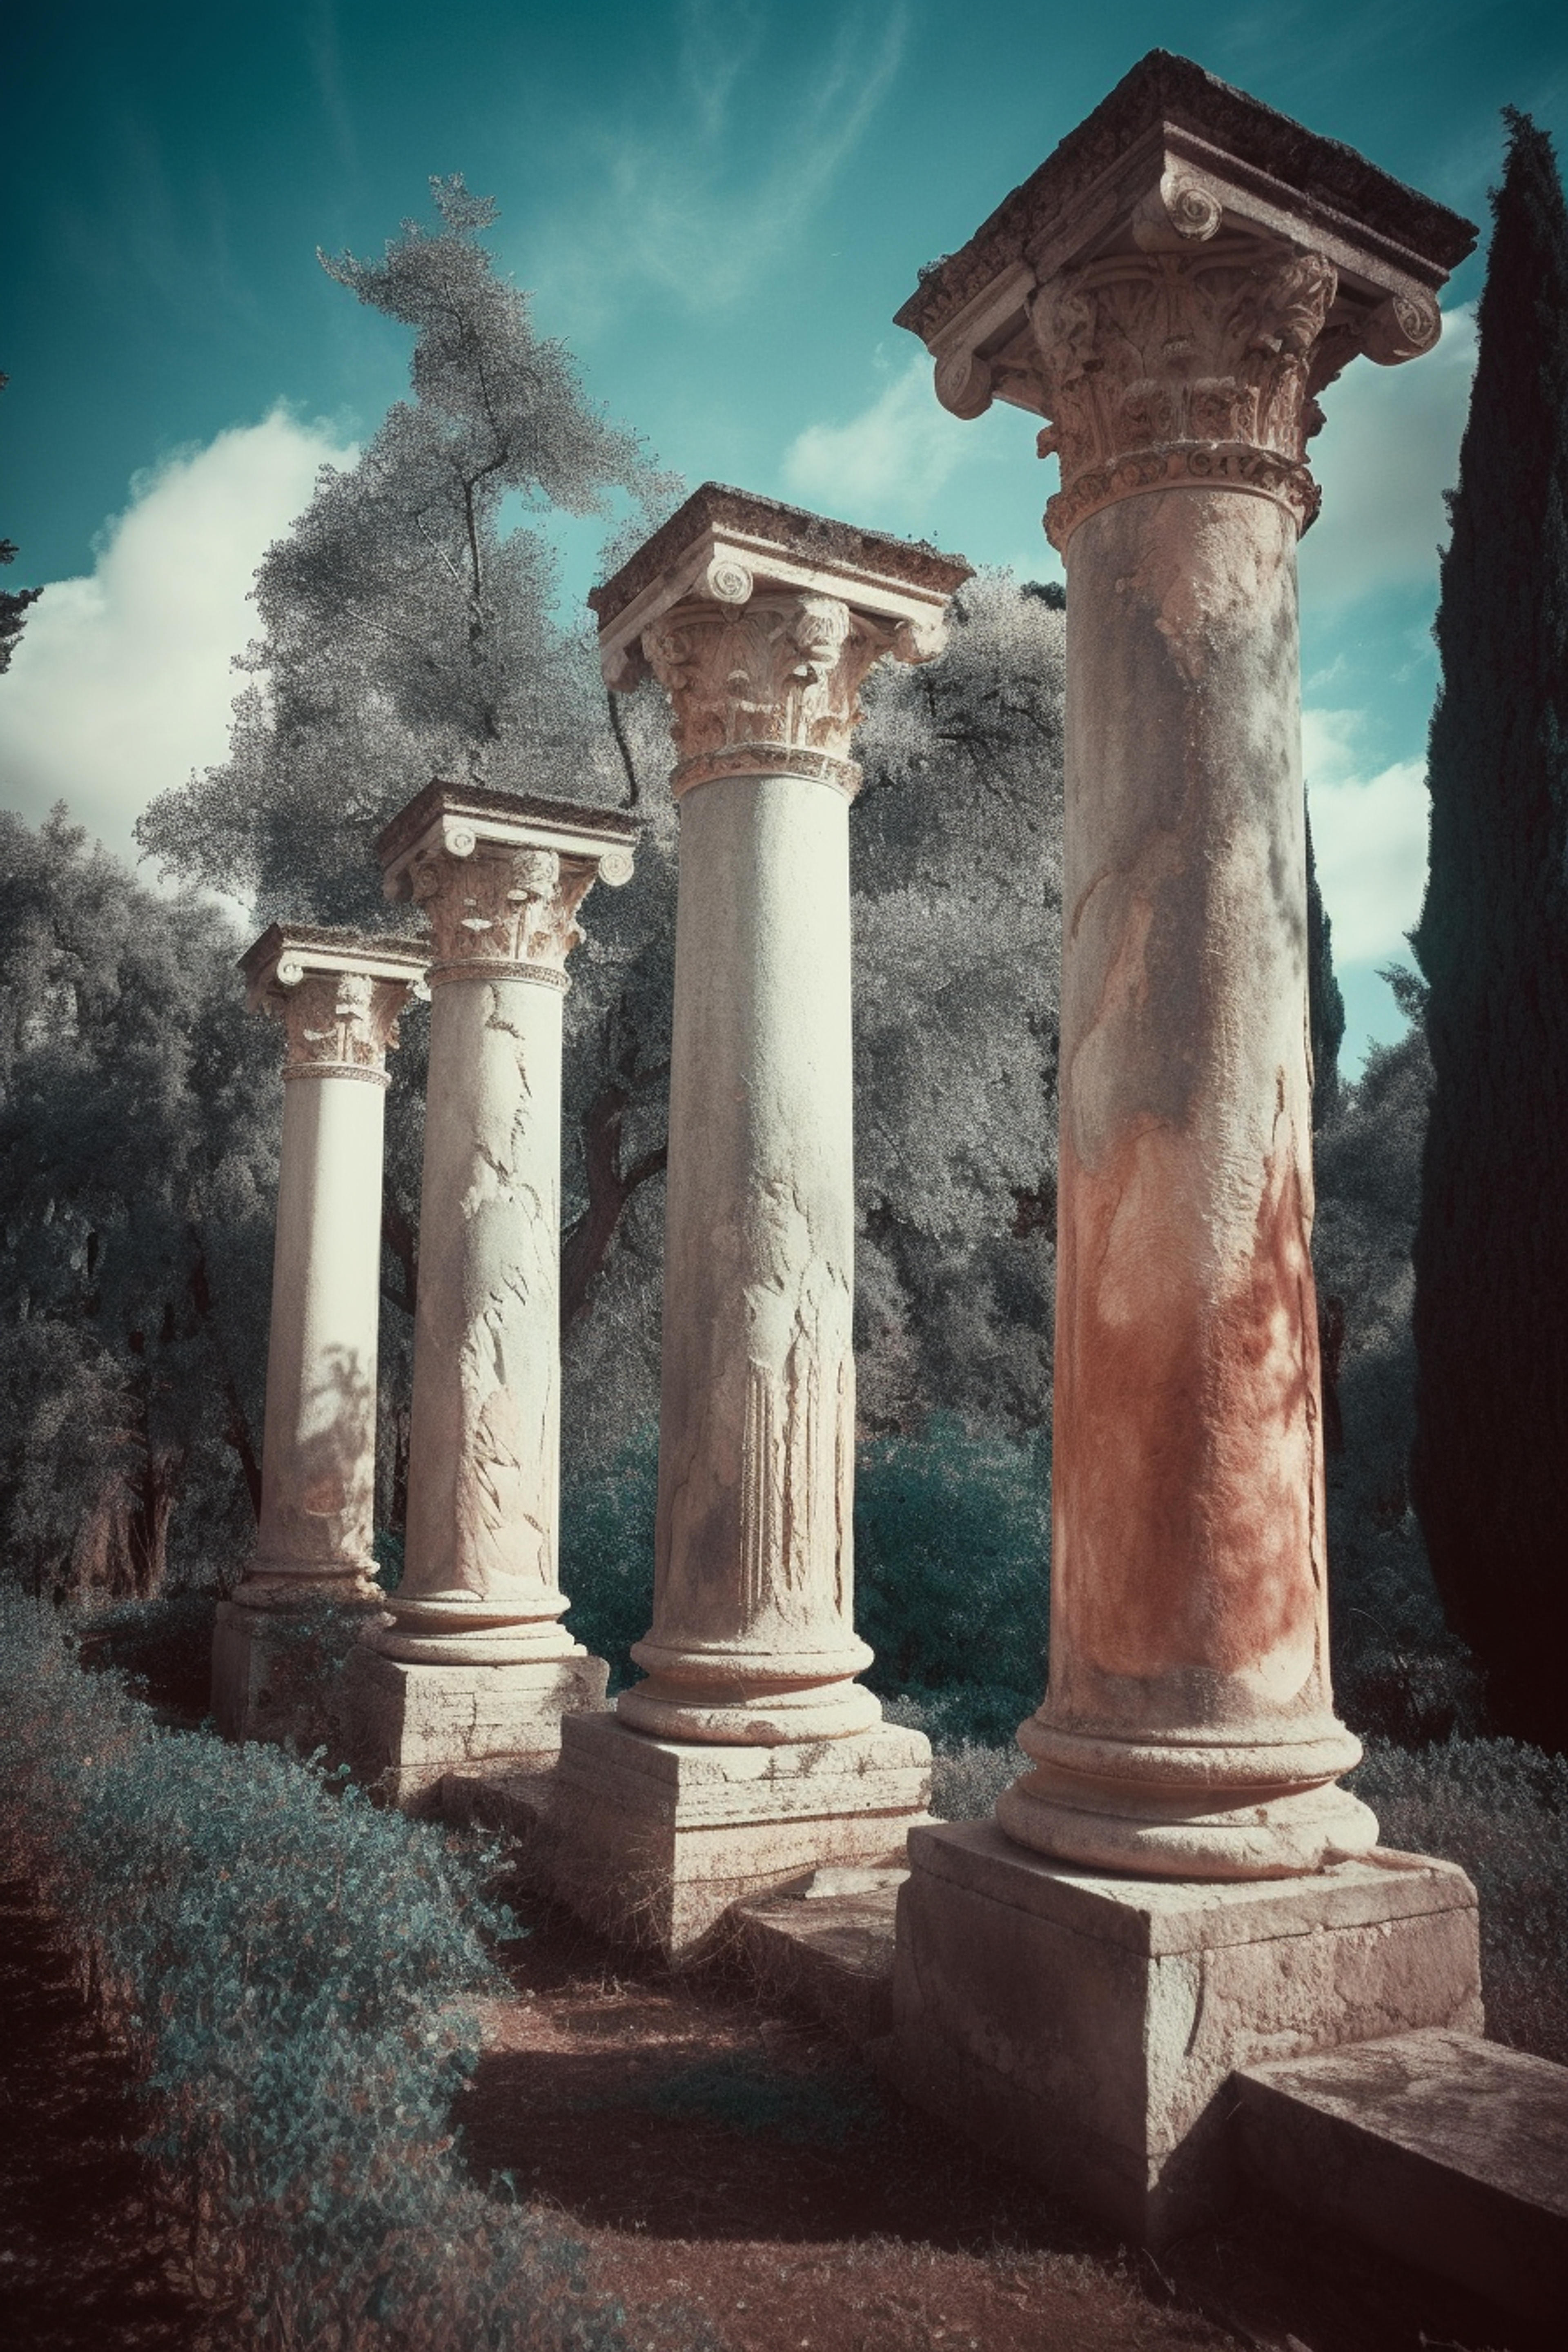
[211,1594,387,1752]
[346,1643,609,1811]
[890,1821,1481,2250]
[541,1711,932,1958]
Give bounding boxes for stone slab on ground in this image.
[345,1644,609,1812]
[531,1712,932,1960]
[889,1820,1482,2250]
[730,1874,903,2042]
[1235,2025,1568,2325]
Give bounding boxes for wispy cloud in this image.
[0,410,354,866]
[308,0,359,180]
[1299,303,1476,606]
[1304,707,1428,965]
[533,0,909,323]
[782,353,974,521]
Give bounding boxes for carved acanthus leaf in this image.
[642,590,924,791]
[408,841,598,979]
[1026,240,1339,545]
[272,969,412,1079]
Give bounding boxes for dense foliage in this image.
[1312,975,1483,1744]
[563,1413,1050,1741]
[0,1591,630,2349]
[1304,810,1345,1128]
[0,808,274,1598]
[1410,113,1568,1752]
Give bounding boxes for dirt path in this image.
[460,1891,1537,2352]
[0,1877,212,2352]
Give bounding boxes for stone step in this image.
[1234,2026,1568,2326]
[730,1875,903,2042]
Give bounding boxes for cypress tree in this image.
[1410,112,1568,1751]
[1305,805,1345,1128]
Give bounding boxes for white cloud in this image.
[1298,303,1476,606]
[1305,706,1429,965]
[0,410,354,866]
[782,354,976,520]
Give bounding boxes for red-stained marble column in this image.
[894,58,1477,1881]
[883,56,1485,2255]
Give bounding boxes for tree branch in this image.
[382,1200,419,1318]
[606,687,641,806]
[560,1082,667,1333]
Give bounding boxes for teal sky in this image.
[5,0,1566,1062]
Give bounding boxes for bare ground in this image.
[458,1886,1541,2352]
[0,1840,1540,2352]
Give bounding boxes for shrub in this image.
[0,1591,629,2349]
[856,1413,1047,1735]
[560,1419,659,1690]
[1352,1733,1568,2065]
[562,1414,1050,1737]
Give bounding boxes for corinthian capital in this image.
[590,483,971,797]
[1027,241,1339,542]
[241,926,428,1084]
[376,782,638,987]
[893,51,1475,550]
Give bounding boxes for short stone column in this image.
[885,53,1483,2245]
[212,925,427,1744]
[347,783,637,1807]
[540,486,969,1955]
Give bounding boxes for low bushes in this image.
[563,1412,1050,1740]
[1352,1733,1568,2064]
[0,1591,629,2350]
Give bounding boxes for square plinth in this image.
[211,1596,387,1754]
[539,1711,933,1959]
[889,1820,1482,2250]
[345,1644,610,1812]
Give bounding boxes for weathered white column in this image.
[212,926,426,1743]
[542,486,969,1955]
[885,53,1483,2245]
[347,783,637,1806]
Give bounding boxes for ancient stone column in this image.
[539,486,969,1956]
[885,52,1483,2245]
[347,783,637,1806]
[212,926,427,1744]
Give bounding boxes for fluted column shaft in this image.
[600,558,965,1744]
[238,931,425,1601]
[367,793,636,1665]
[900,203,1463,1875]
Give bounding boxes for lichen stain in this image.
[1116,498,1290,686]
[1054,1112,1322,1689]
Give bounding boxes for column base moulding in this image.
[345,1644,610,1813]
[531,1711,933,1961]
[887,1820,1482,2252]
[210,1588,390,1751]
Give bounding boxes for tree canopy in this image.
[0,808,276,1598]
[137,176,673,924]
